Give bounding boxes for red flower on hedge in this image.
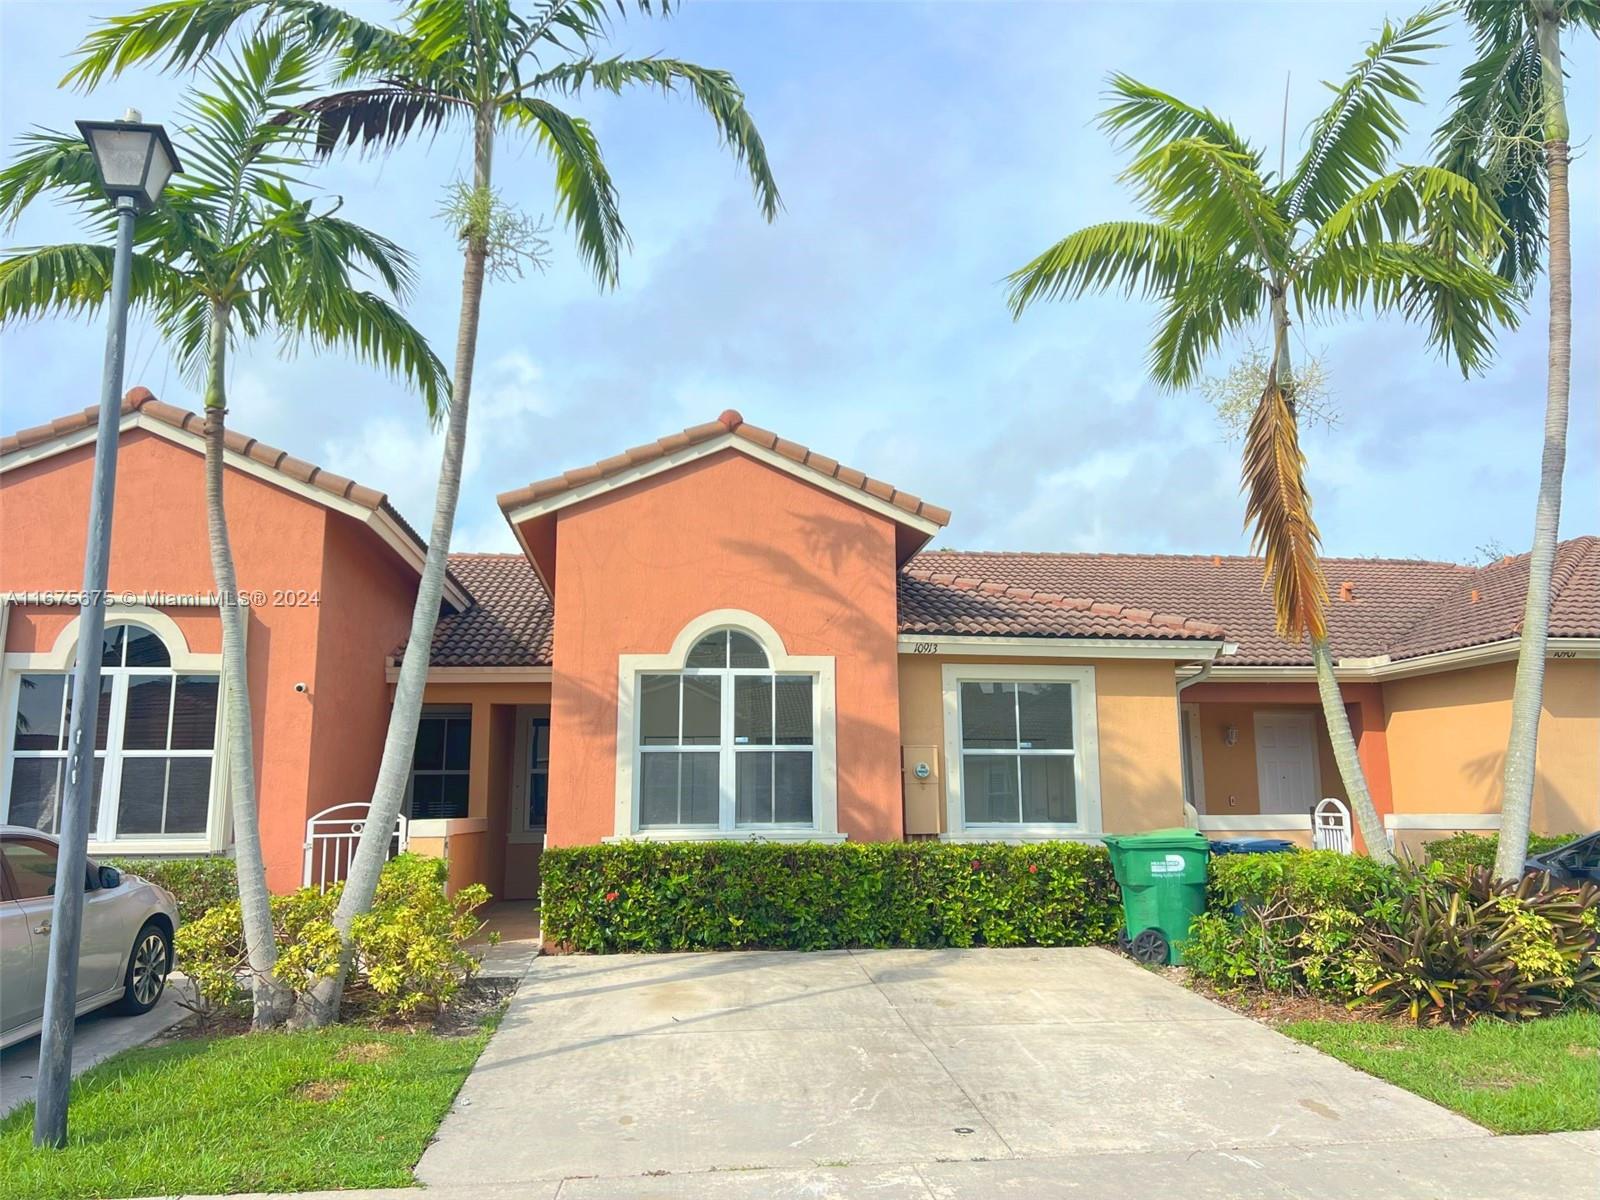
[971,860,981,871]
[604,891,619,903]
[1028,864,1038,874]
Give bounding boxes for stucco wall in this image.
[542,450,904,846]
[896,653,1187,834]
[1383,658,1599,834]
[1188,702,1347,816]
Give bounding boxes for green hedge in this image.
[1422,831,1577,873]
[540,841,1121,952]
[106,856,238,923]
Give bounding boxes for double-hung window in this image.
[944,665,1100,838]
[407,707,471,820]
[3,621,221,845]
[636,628,817,833]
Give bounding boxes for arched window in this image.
[636,627,817,831]
[4,620,221,844]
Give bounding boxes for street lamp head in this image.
[75,110,182,210]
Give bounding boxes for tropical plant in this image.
[1435,0,1600,882]
[2,32,449,1028]
[69,0,781,1025]
[1359,866,1600,1024]
[1006,6,1520,863]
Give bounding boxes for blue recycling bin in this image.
[1208,838,1297,855]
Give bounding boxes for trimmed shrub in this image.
[1422,831,1578,873]
[106,856,239,923]
[179,853,489,1018]
[1361,868,1600,1025]
[540,840,1121,953]
[1186,850,1409,1000]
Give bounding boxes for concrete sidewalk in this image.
[157,1130,1600,1198]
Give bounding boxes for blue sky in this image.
[1,1,1594,560]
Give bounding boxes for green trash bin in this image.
[1102,828,1210,965]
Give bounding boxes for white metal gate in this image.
[303,803,409,890]
[1312,796,1352,854]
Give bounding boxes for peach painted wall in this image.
[2,426,431,891]
[1188,702,1347,816]
[541,450,903,846]
[896,654,1187,833]
[1383,659,1599,835]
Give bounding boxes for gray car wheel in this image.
[112,922,171,1015]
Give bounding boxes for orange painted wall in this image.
[1188,702,1348,816]
[2,427,426,891]
[1383,659,1599,834]
[541,450,904,846]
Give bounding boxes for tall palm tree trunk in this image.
[290,112,493,1028]
[1268,294,1394,864]
[1495,6,1570,883]
[202,300,291,1028]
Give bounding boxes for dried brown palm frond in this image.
[1242,380,1328,642]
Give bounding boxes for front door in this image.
[1254,712,1319,815]
[503,710,549,902]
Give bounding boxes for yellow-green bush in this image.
[178,854,489,1018]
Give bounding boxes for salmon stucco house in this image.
[2,391,1597,897]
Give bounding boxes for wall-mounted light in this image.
[1222,724,1239,747]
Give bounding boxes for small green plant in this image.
[1423,831,1577,873]
[178,854,489,1018]
[1360,867,1600,1026]
[107,856,239,922]
[540,840,1121,953]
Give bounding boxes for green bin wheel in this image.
[1114,930,1133,956]
[1129,928,1170,965]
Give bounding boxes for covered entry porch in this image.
[1179,680,1392,851]
[391,673,551,901]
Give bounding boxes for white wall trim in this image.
[408,816,488,838]
[1197,814,1311,832]
[504,432,944,540]
[1180,703,1206,814]
[0,413,469,611]
[613,608,839,842]
[1208,638,1600,682]
[1384,812,1502,831]
[901,634,1224,661]
[940,662,1103,839]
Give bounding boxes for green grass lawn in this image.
[1283,1009,1599,1135]
[1,1022,492,1200]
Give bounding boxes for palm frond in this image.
[1284,4,1449,226]
[1099,73,1261,169]
[1122,137,1289,267]
[64,0,412,91]
[502,96,626,286]
[0,243,187,326]
[527,57,780,219]
[1304,164,1507,261]
[1242,379,1327,642]
[0,131,107,233]
[293,84,470,157]
[1147,259,1264,388]
[1005,220,1204,316]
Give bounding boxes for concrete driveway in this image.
[417,947,1489,1192]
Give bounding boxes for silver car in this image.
[1,825,179,1050]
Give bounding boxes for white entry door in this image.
[1254,712,1319,815]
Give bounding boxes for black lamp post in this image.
[33,109,181,1151]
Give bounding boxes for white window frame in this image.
[509,705,551,844]
[613,609,841,843]
[941,662,1102,842]
[0,606,230,855]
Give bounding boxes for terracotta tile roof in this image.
[496,409,952,528]
[907,540,1600,665]
[899,569,1225,641]
[422,554,553,666]
[2,388,467,605]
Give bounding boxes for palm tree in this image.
[1006,6,1520,864]
[70,0,781,1025]
[1,32,449,1028]
[1435,1,1599,881]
